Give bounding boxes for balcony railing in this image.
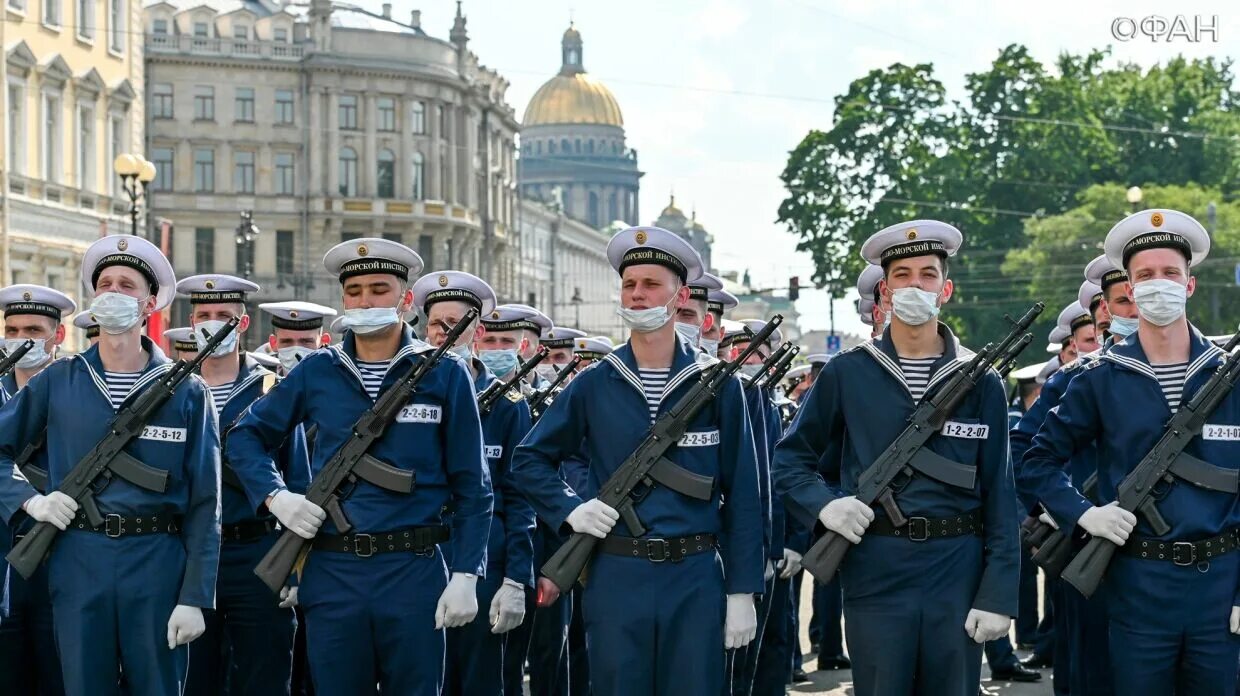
[146,33,305,61]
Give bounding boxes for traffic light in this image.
[789,276,800,301]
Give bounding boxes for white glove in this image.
[724,593,757,649]
[435,573,479,629]
[779,549,803,579]
[1230,606,1240,635]
[166,605,205,648]
[267,490,326,540]
[278,586,299,609]
[818,496,875,544]
[1077,502,1136,546]
[24,492,78,530]
[565,499,619,539]
[763,560,775,582]
[489,579,527,634]
[1038,511,1059,530]
[964,608,1010,644]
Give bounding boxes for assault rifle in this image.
[478,348,548,414]
[528,357,582,421]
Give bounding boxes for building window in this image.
[234,87,254,122]
[193,86,214,121]
[193,21,208,37]
[43,94,60,182]
[439,104,447,136]
[274,152,294,195]
[340,231,361,243]
[411,151,424,200]
[418,234,434,269]
[376,149,395,198]
[152,18,167,34]
[561,138,570,153]
[195,227,215,271]
[338,94,358,130]
[274,89,294,124]
[109,0,123,51]
[151,147,173,191]
[274,230,295,276]
[233,24,248,39]
[7,85,23,175]
[152,83,173,119]
[273,27,288,42]
[44,0,60,26]
[77,0,93,39]
[377,97,396,132]
[193,148,214,192]
[411,101,425,134]
[77,105,94,191]
[588,191,599,227]
[233,150,254,193]
[338,147,357,197]
[382,232,402,245]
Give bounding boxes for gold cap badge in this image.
[635,231,648,245]
[22,291,31,301]
[357,244,369,256]
[906,228,918,240]
[289,310,299,318]
[117,239,129,251]
[438,275,449,287]
[1151,212,1164,228]
[205,280,216,290]
[491,311,500,319]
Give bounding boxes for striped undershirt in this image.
[637,367,670,422]
[103,371,142,410]
[356,359,391,400]
[898,355,940,402]
[1151,361,1188,411]
[207,382,234,412]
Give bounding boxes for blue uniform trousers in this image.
[583,552,725,696]
[567,588,589,695]
[298,548,448,695]
[1051,578,1071,695]
[752,575,794,696]
[186,533,296,696]
[1016,544,1041,645]
[725,574,774,696]
[291,606,314,696]
[0,548,63,695]
[1067,584,1112,695]
[49,531,188,696]
[1108,553,1240,696]
[810,574,846,659]
[445,521,508,696]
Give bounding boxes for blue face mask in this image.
[1109,315,1139,338]
[477,348,519,376]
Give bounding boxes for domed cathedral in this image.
[652,195,714,273]
[519,24,642,229]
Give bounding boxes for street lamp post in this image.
[235,210,260,279]
[1126,186,1143,214]
[571,286,583,329]
[114,153,156,236]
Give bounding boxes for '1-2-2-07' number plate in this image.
[940,421,989,440]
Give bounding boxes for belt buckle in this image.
[353,533,376,559]
[1171,541,1196,566]
[104,514,124,538]
[646,538,669,563]
[907,517,929,542]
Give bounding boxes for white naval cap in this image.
[259,301,338,331]
[858,297,877,326]
[1047,326,1070,352]
[687,272,725,304]
[1056,301,1093,335]
[806,353,830,365]
[721,319,782,349]
[499,303,553,335]
[542,326,588,349]
[856,264,884,303]
[606,226,704,284]
[1010,362,1044,384]
[784,364,812,381]
[860,220,963,267]
[1104,209,1210,269]
[72,311,99,338]
[707,288,739,316]
[574,336,614,359]
[81,234,177,311]
[162,327,199,353]
[480,304,550,334]
[1084,254,1128,295]
[1077,280,1104,316]
[1037,356,1061,383]
[323,237,424,283]
[249,349,281,370]
[176,274,260,304]
[0,285,77,321]
[410,271,498,317]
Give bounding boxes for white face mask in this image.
[4,338,51,369]
[340,307,400,335]
[449,341,473,360]
[1108,315,1139,338]
[890,287,941,326]
[1132,279,1187,327]
[194,319,240,357]
[674,322,701,347]
[740,363,763,379]
[90,292,146,335]
[617,296,675,333]
[534,364,559,382]
[699,337,720,357]
[277,346,314,372]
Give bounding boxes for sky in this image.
[395,0,1233,338]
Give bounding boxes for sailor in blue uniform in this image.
[0,234,221,696]
[410,270,536,696]
[225,237,493,696]
[0,284,75,696]
[259,301,337,377]
[512,225,764,696]
[1021,209,1240,695]
[176,275,311,696]
[495,303,553,392]
[73,312,100,347]
[773,220,1019,696]
[537,326,587,384]
[704,287,739,360]
[161,327,200,360]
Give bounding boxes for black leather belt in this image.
[1121,529,1240,566]
[71,510,181,538]
[312,526,450,558]
[599,533,717,563]
[222,518,278,543]
[866,510,983,542]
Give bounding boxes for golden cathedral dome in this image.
[522,23,624,128]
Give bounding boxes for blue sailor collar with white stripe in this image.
[1101,324,1223,385]
[220,352,273,409]
[326,324,436,392]
[74,335,176,409]
[858,322,974,401]
[470,356,499,394]
[0,370,18,403]
[602,332,707,407]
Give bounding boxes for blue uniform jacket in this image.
[0,337,221,608]
[772,325,1019,616]
[217,354,311,526]
[1021,329,1240,567]
[510,338,766,595]
[473,360,537,588]
[741,382,776,562]
[225,327,494,576]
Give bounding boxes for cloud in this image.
[690,0,750,40]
